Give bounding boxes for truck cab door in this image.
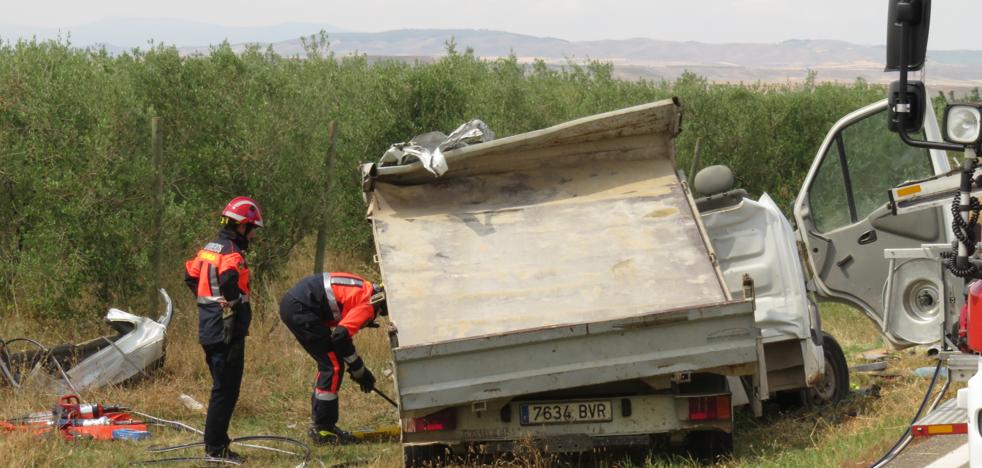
[793,99,951,348]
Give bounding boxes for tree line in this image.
[0,37,890,318]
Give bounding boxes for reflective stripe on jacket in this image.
[284,273,375,337]
[322,272,375,336]
[186,242,250,304]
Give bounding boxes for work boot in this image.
[205,445,245,463]
[308,425,357,445]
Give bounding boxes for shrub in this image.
[0,38,887,318]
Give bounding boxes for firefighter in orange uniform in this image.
[278,272,387,444]
[184,197,263,461]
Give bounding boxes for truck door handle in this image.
[858,230,877,245]
[836,254,854,268]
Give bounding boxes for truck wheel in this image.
[687,430,733,462]
[403,444,448,468]
[806,332,850,406]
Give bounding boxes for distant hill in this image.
[4,21,981,90]
[185,29,982,91]
[0,18,351,50]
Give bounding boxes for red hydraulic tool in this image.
[2,394,149,441]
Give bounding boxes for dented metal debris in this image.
[0,289,173,393]
[379,119,495,176]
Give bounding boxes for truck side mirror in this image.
[882,0,964,151]
[888,80,926,133]
[885,0,931,72]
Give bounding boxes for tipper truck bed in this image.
[362,99,762,461]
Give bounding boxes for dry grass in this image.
[0,244,960,467]
[0,242,403,467]
[726,303,955,468]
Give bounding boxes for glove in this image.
[332,327,375,392]
[349,363,376,393]
[222,316,234,344]
[221,302,235,345]
[330,327,356,357]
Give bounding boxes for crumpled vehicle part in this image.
[0,289,173,393]
[379,120,495,176]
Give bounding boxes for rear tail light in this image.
[403,408,457,433]
[687,395,731,421]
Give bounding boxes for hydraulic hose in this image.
[868,359,947,468]
[134,411,322,462]
[136,434,324,467]
[943,192,981,277]
[131,411,203,435]
[943,158,981,278]
[372,386,398,408]
[4,338,319,467]
[131,455,242,466]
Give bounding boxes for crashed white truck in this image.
[0,289,174,393]
[359,97,953,464]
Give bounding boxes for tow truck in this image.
[865,0,982,465]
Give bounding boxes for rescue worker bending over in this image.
[184,197,263,461]
[279,272,387,444]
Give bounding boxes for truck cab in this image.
[692,97,953,416]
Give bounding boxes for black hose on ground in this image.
[868,359,946,468]
[135,434,323,467]
[131,455,242,466]
[135,411,323,460]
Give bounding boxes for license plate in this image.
[519,400,613,425]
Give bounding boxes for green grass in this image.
[0,245,403,467]
[618,302,945,468]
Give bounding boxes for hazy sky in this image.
[2,0,980,49]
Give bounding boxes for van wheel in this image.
[686,430,733,462]
[403,444,448,468]
[805,332,850,406]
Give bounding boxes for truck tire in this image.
[805,332,850,406]
[686,430,733,462]
[403,444,448,468]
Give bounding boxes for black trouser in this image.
[279,295,346,429]
[202,337,245,450]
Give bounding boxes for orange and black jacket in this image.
[184,229,252,345]
[284,272,376,338]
